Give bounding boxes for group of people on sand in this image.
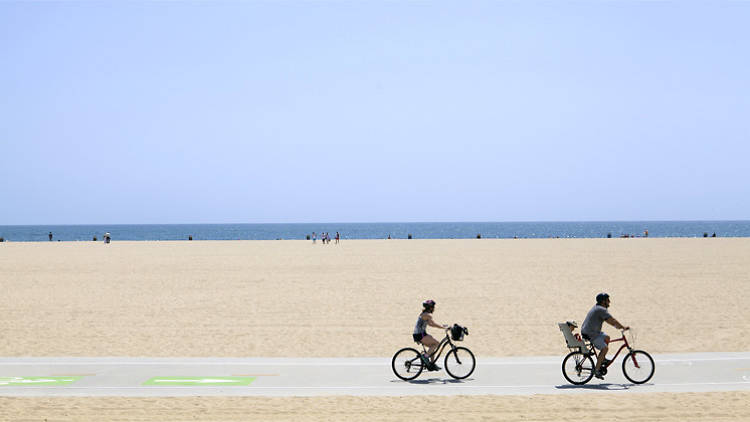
[47,231,111,243]
[415,293,626,379]
[311,231,340,244]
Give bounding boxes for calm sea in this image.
[0,221,748,242]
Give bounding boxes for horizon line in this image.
[2,219,749,227]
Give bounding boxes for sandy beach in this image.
[1,238,749,420]
[2,392,750,421]
[2,238,748,357]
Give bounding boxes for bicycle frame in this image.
[419,330,457,364]
[585,330,641,369]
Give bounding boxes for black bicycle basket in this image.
[451,324,468,341]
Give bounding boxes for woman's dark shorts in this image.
[413,333,426,343]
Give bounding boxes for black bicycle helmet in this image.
[422,299,436,309]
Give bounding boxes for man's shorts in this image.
[591,332,608,350]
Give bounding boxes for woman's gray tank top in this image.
[414,313,428,335]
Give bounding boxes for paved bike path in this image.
[1,352,749,397]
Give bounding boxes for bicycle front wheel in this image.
[562,351,595,385]
[622,350,654,384]
[444,346,476,379]
[392,347,424,381]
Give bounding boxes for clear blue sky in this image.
[1,1,748,224]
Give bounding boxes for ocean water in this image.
[0,221,748,242]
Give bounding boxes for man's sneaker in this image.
[428,363,442,372]
[593,369,604,380]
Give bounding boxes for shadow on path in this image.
[390,378,473,385]
[555,383,644,391]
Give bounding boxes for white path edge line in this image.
[4,381,750,390]
[1,357,749,366]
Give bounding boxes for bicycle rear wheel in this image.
[622,350,654,384]
[392,347,424,381]
[444,346,476,379]
[562,351,595,385]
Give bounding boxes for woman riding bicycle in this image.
[413,299,449,371]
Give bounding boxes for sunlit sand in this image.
[1,238,748,420]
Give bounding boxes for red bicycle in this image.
[562,328,654,385]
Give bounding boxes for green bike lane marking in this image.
[143,376,256,386]
[0,376,82,386]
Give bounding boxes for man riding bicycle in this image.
[581,293,629,379]
[413,299,449,371]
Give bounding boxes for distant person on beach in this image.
[312,232,316,244]
[413,300,450,371]
[335,231,340,244]
[581,293,629,380]
[104,232,111,244]
[48,232,53,241]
